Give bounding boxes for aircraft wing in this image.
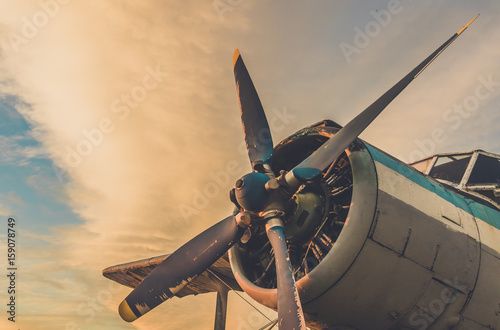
[102,252,241,297]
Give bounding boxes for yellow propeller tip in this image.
[119,300,138,322]
[233,49,241,68]
[457,14,479,35]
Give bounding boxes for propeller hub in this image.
[235,179,245,189]
[234,172,270,212]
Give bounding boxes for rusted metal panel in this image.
[102,252,241,297]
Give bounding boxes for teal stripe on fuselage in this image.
[365,144,500,231]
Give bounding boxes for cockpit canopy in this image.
[410,150,500,207]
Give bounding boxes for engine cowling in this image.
[229,121,378,328]
[229,121,499,329]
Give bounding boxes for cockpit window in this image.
[411,151,500,207]
[428,154,472,184]
[468,154,500,185]
[411,158,433,173]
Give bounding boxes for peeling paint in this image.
[135,303,151,315]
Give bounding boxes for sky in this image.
[0,0,499,329]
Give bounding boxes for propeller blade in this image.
[233,49,274,169]
[287,15,479,184]
[119,215,247,322]
[266,219,306,329]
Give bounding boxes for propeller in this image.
[118,16,477,329]
[266,218,306,329]
[118,214,249,322]
[286,14,479,186]
[233,49,274,170]
[233,50,307,329]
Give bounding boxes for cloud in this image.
[6,191,25,205]
[0,135,48,165]
[0,202,12,215]
[0,192,25,216]
[0,1,498,329]
[0,1,264,328]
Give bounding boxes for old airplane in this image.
[103,15,500,329]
